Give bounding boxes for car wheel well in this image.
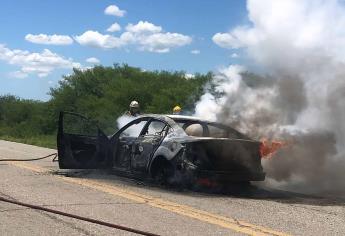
[150,156,173,178]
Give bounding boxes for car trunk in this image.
[184,138,263,172]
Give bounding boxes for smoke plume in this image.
[195,0,345,194]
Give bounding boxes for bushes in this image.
[0,95,53,137]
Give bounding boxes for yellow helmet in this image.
[173,105,181,113]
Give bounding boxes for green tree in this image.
[0,64,212,146]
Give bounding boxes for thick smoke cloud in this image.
[196,0,345,194]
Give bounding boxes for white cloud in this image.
[184,73,195,79]
[191,49,200,54]
[74,30,124,49]
[86,57,100,64]
[126,21,162,34]
[212,32,244,49]
[107,22,121,32]
[104,5,126,17]
[10,71,28,79]
[79,66,93,72]
[126,22,192,53]
[76,21,192,53]
[230,53,239,58]
[25,34,73,45]
[139,32,192,53]
[213,26,261,50]
[0,44,80,78]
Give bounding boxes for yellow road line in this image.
[7,161,291,236]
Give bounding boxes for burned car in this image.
[57,112,265,186]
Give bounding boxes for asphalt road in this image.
[0,140,344,236]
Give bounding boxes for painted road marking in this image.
[6,160,291,236]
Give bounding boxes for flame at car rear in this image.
[259,139,288,159]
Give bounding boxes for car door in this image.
[130,119,169,173]
[112,118,149,171]
[57,112,111,169]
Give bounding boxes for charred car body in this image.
[57,112,265,186]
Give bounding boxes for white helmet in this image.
[130,100,139,108]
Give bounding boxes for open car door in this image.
[57,111,111,169]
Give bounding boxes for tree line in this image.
[0,64,212,147]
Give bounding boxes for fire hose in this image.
[0,152,58,162]
[0,196,160,236]
[0,153,160,236]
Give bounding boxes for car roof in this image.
[139,114,212,124]
[166,114,208,122]
[166,115,229,128]
[124,114,250,140]
[141,114,231,128]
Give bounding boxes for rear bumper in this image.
[194,169,266,182]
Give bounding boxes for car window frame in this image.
[60,111,102,137]
[181,121,207,137]
[113,117,150,139]
[204,123,229,138]
[205,122,249,139]
[139,118,171,138]
[170,117,250,140]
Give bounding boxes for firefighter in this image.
[173,105,182,115]
[125,100,141,116]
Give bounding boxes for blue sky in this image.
[0,0,248,100]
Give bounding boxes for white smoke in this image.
[195,65,246,122]
[116,115,145,137]
[117,115,136,129]
[196,0,345,194]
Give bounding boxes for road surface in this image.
[0,140,344,235]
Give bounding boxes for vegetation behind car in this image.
[0,64,212,148]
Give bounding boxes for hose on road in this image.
[0,196,160,236]
[0,153,160,235]
[0,153,58,162]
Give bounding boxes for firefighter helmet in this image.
[173,105,181,114]
[130,100,139,108]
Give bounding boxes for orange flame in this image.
[260,138,289,159]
